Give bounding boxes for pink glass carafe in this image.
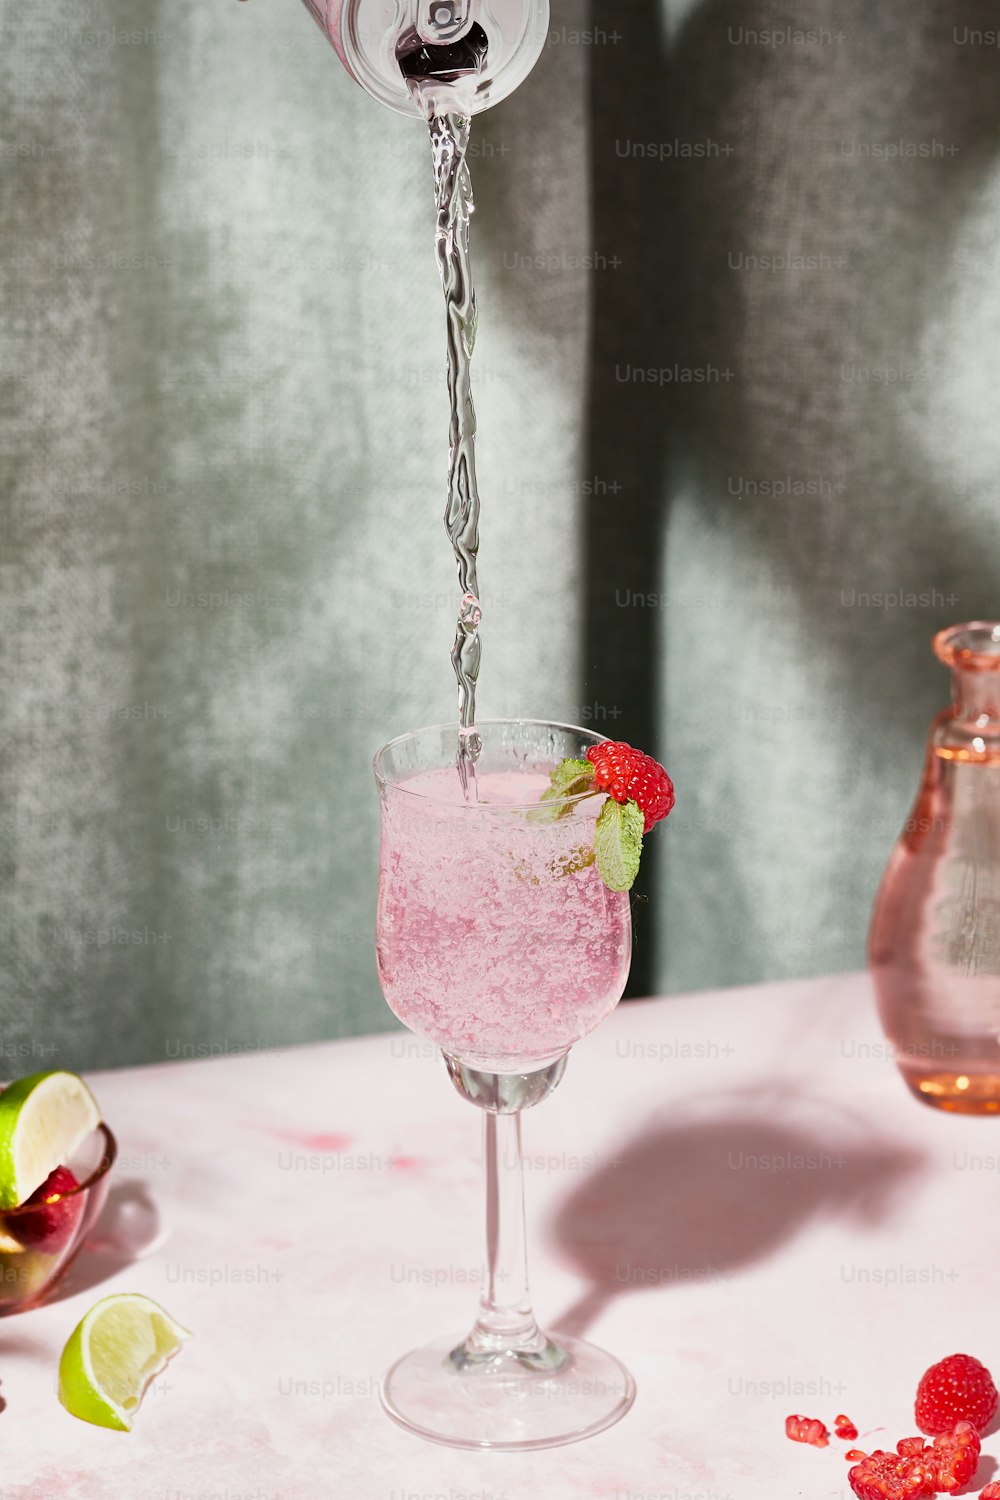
[870,622,1000,1113]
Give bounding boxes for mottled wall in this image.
[2,0,999,1068]
[0,0,589,1067]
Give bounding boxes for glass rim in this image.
[0,1121,117,1215]
[372,718,608,813]
[933,621,1000,673]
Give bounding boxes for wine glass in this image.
[373,718,634,1450]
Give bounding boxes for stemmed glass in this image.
[373,718,634,1450]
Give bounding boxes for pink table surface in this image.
[3,971,997,1499]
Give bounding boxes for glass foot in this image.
[380,1332,635,1450]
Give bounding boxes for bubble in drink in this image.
[377,767,631,1073]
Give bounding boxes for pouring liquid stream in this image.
[420,99,484,800]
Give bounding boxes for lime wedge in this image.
[0,1071,101,1209]
[58,1294,191,1430]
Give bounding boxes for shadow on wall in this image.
[580,0,1000,992]
[582,0,672,997]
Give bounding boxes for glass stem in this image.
[466,1110,545,1357]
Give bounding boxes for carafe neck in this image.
[934,622,1000,729]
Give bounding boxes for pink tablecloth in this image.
[4,971,997,1498]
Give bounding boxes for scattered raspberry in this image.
[916,1354,998,1436]
[931,1421,982,1494]
[585,741,675,833]
[785,1413,829,1447]
[848,1448,937,1500]
[9,1166,82,1252]
[978,1484,1000,1498]
[835,1414,860,1440]
[846,1449,867,1462]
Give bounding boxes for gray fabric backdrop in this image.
[1,0,998,1070]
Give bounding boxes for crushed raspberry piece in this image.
[785,1413,829,1447]
[845,1449,867,1461]
[835,1413,860,1440]
[916,1354,998,1436]
[930,1421,982,1495]
[585,741,675,833]
[848,1448,937,1500]
[978,1484,1000,1499]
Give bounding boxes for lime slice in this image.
[0,1071,101,1209]
[58,1293,191,1430]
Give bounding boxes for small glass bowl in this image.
[0,1122,117,1315]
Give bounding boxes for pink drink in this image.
[377,767,631,1072]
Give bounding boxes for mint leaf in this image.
[540,773,594,807]
[547,758,594,795]
[594,798,643,892]
[528,757,596,823]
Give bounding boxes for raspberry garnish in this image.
[931,1421,982,1494]
[785,1413,829,1447]
[542,742,675,890]
[848,1447,937,1499]
[836,1414,860,1440]
[916,1354,998,1436]
[978,1484,1000,1498]
[585,741,675,834]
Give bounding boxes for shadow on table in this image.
[0,1332,51,1359]
[48,1180,164,1306]
[977,1456,1000,1488]
[548,1093,925,1339]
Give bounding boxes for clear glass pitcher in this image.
[870,622,1000,1113]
